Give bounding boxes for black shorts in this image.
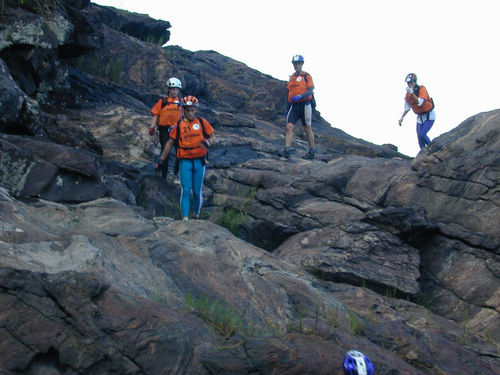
[286,101,312,126]
[158,126,172,150]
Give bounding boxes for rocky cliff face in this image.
[0,1,499,374]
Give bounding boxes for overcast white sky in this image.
[92,0,499,156]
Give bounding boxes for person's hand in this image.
[155,158,164,172]
[149,127,155,135]
[291,95,301,103]
[202,139,211,149]
[406,86,413,94]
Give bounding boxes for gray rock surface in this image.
[1,193,497,374]
[0,1,498,373]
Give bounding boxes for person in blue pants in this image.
[157,96,215,221]
[399,73,436,150]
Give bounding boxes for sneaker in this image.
[182,217,188,222]
[281,147,291,159]
[303,149,315,160]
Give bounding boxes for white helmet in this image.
[167,77,182,89]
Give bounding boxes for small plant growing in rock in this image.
[209,187,258,236]
[347,310,364,336]
[184,293,244,338]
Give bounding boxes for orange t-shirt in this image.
[151,97,182,127]
[169,117,214,159]
[287,72,314,103]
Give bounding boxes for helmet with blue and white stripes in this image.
[343,350,374,375]
[291,54,305,64]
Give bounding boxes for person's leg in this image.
[179,159,193,219]
[421,119,434,147]
[301,103,315,159]
[191,158,206,218]
[283,105,298,158]
[285,122,294,148]
[304,103,315,149]
[158,127,170,177]
[416,120,434,149]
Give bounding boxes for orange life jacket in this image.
[151,97,182,126]
[406,85,434,114]
[170,117,214,159]
[287,71,314,103]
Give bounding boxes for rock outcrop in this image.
[1,193,498,374]
[0,1,498,374]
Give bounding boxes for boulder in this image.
[0,58,40,134]
[276,222,421,295]
[383,110,500,335]
[0,193,497,374]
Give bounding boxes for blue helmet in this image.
[291,54,304,64]
[343,350,374,375]
[405,73,417,83]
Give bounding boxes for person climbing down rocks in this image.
[150,77,183,177]
[398,73,436,150]
[281,54,316,160]
[156,96,215,221]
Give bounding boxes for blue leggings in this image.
[416,119,434,149]
[179,158,206,218]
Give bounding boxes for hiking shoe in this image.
[303,149,315,160]
[280,147,291,159]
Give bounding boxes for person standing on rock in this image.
[156,96,215,221]
[398,73,436,150]
[149,77,183,177]
[282,54,316,159]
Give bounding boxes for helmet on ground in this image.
[405,73,417,83]
[343,350,374,375]
[167,77,182,89]
[291,54,304,64]
[182,95,198,107]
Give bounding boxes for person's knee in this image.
[304,125,313,134]
[286,123,294,132]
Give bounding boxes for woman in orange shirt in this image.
[157,96,215,221]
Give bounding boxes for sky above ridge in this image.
[92,0,500,157]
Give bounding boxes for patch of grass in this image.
[183,293,284,339]
[326,307,340,333]
[347,310,364,336]
[213,207,247,236]
[385,286,398,299]
[210,187,258,236]
[144,34,164,46]
[105,60,122,83]
[73,55,123,84]
[184,293,244,338]
[163,198,180,219]
[136,182,147,208]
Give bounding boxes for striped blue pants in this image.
[179,158,206,218]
